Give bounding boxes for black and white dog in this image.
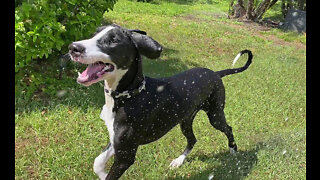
[68,24,252,180]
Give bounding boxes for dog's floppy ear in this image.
[129,30,162,59]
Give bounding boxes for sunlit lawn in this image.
[15,0,306,179]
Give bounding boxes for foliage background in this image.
[15,0,117,73]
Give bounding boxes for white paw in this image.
[229,147,236,154]
[97,173,107,180]
[169,155,186,168]
[94,168,107,180]
[94,157,107,180]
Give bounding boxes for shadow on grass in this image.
[168,143,264,180]
[15,47,190,113]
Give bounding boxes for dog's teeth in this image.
[78,72,81,76]
[104,65,110,71]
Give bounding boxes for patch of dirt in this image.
[179,10,228,23]
[227,20,305,49]
[179,12,306,50]
[15,138,30,156]
[15,128,51,159]
[180,14,206,23]
[236,20,272,31]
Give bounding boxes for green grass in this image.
[15,0,306,179]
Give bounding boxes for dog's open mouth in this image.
[77,62,115,84]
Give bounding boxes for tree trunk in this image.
[232,0,246,19]
[246,0,255,20]
[268,0,279,10]
[231,0,287,21]
[254,0,271,20]
[237,0,245,7]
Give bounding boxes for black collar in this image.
[104,77,146,99]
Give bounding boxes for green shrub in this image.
[15,0,117,73]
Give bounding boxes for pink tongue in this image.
[77,63,105,82]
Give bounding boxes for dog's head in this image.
[68,24,162,87]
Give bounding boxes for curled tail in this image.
[217,50,253,78]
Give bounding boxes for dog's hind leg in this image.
[207,109,238,154]
[204,84,238,154]
[169,116,197,168]
[93,143,115,180]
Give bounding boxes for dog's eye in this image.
[97,34,119,47]
[110,37,116,43]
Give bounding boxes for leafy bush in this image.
[15,0,117,73]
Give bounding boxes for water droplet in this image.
[157,85,164,92]
[56,90,67,97]
[282,150,287,155]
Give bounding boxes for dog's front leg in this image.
[105,147,138,180]
[94,143,115,180]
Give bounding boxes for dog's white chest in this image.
[100,98,115,145]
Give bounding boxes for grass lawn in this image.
[15,0,306,179]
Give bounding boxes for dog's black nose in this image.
[68,43,86,54]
